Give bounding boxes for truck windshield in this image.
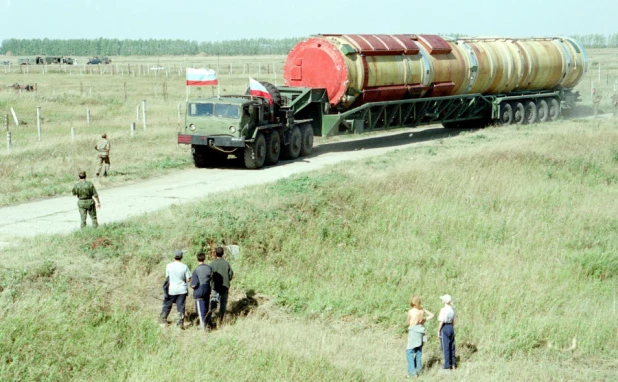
[188,103,240,119]
[189,103,214,116]
[214,104,240,119]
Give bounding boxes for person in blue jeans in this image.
[406,295,434,377]
[438,294,456,370]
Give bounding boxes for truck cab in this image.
[178,82,318,169]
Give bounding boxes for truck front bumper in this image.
[177,133,246,148]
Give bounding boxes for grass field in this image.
[0,54,285,206]
[1,49,618,206]
[1,116,617,380]
[1,48,618,380]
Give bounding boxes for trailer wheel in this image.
[524,101,537,124]
[498,103,513,125]
[243,132,266,169]
[512,102,525,124]
[299,123,314,157]
[281,126,301,160]
[536,99,549,123]
[548,98,560,121]
[265,130,281,165]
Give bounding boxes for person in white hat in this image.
[438,294,456,370]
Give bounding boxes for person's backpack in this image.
[163,276,170,299]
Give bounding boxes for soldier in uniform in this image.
[95,133,111,177]
[71,171,101,228]
[611,90,618,117]
[592,88,602,118]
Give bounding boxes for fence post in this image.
[131,122,136,137]
[10,107,18,126]
[37,106,42,141]
[6,131,10,151]
[87,109,91,127]
[71,127,76,141]
[178,103,182,121]
[142,100,147,130]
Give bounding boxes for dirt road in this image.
[0,126,460,249]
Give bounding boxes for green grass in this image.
[1,117,617,380]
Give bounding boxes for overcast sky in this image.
[1,0,616,41]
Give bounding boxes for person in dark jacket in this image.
[209,247,234,327]
[190,251,212,329]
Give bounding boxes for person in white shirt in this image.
[438,294,456,370]
[159,250,191,327]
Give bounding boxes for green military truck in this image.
[178,82,327,169]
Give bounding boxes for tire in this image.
[536,99,549,123]
[498,103,513,125]
[264,130,281,165]
[192,145,227,168]
[299,123,314,157]
[243,132,266,169]
[281,126,301,160]
[245,81,282,107]
[512,102,525,125]
[192,145,208,168]
[548,98,560,121]
[524,100,537,124]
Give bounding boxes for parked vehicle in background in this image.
[17,56,76,65]
[87,56,112,65]
[18,57,44,65]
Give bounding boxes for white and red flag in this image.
[249,77,273,104]
[186,68,218,86]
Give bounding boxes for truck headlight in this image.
[190,124,196,131]
[229,126,236,133]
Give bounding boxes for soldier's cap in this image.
[174,249,184,259]
[78,171,86,178]
[102,133,107,138]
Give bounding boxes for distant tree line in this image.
[0,37,305,56]
[569,34,618,49]
[2,34,618,56]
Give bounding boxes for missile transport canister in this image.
[179,34,588,170]
[283,34,588,110]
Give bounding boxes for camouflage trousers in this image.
[78,199,98,228]
[96,155,110,176]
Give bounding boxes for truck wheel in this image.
[265,130,281,165]
[512,102,525,124]
[524,100,537,124]
[498,103,513,125]
[536,99,549,123]
[299,123,314,157]
[281,126,301,160]
[548,98,560,121]
[244,132,266,169]
[192,146,208,168]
